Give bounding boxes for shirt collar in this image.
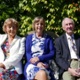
[66,33,74,39]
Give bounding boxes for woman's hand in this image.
[30,57,39,64]
[0,63,5,69]
[37,62,48,69]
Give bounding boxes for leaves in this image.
[0,0,80,36]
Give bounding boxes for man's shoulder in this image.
[74,33,80,39]
[55,34,65,41]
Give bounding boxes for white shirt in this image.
[66,33,78,59]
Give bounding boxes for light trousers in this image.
[62,60,80,80]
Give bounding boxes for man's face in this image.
[62,18,74,35]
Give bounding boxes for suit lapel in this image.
[63,34,70,51]
[62,34,71,59]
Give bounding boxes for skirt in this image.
[26,64,50,80]
[0,68,19,80]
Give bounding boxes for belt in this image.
[71,59,78,61]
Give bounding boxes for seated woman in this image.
[0,18,25,80]
[24,16,55,80]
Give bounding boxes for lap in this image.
[62,60,80,80]
[0,68,19,80]
[24,63,55,80]
[63,71,75,80]
[63,71,80,80]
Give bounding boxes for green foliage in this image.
[0,0,19,33]
[19,0,80,36]
[0,0,80,36]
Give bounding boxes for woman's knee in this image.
[36,70,47,77]
[35,70,48,80]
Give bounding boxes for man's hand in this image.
[68,68,80,77]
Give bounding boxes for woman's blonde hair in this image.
[3,18,18,33]
[32,16,45,31]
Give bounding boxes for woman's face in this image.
[34,20,45,35]
[6,22,17,37]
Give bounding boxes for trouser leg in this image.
[62,60,80,80]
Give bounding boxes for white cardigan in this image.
[0,34,25,74]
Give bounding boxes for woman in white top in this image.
[0,18,25,80]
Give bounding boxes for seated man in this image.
[55,17,80,80]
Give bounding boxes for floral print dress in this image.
[1,39,10,59]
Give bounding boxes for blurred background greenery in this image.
[0,0,80,37]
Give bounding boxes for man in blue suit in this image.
[55,17,80,80]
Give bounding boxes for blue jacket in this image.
[25,33,55,63]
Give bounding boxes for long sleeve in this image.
[25,35,32,62]
[39,36,55,61]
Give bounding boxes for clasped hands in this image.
[68,68,80,77]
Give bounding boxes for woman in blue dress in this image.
[24,16,55,80]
